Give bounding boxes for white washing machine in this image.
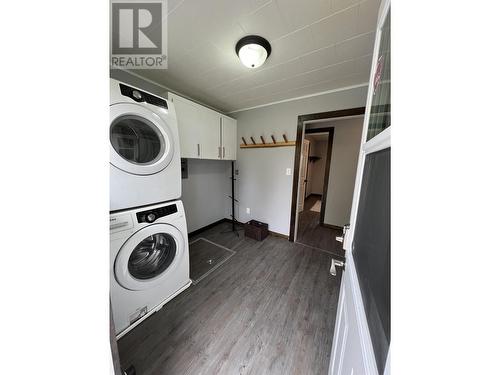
[110,79,181,212]
[110,200,191,339]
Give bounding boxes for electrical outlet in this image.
[286,168,292,176]
[246,207,250,214]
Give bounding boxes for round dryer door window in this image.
[115,223,185,291]
[110,103,175,176]
[111,115,164,165]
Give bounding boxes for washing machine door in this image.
[115,223,185,291]
[110,103,174,175]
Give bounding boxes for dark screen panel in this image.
[352,147,390,374]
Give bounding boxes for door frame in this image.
[303,127,335,225]
[297,138,311,213]
[288,107,378,242]
[289,107,366,242]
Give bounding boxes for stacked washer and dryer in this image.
[109,79,191,339]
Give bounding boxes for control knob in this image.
[132,90,143,100]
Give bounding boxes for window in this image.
[367,10,391,141]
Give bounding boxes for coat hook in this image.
[250,136,256,145]
[241,137,247,146]
[283,134,288,143]
[260,136,266,144]
[271,135,277,144]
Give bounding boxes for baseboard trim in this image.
[269,231,289,240]
[189,218,289,240]
[321,223,343,230]
[188,219,228,237]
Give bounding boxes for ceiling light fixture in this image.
[235,35,272,69]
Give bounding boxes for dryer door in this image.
[115,223,185,291]
[110,103,174,175]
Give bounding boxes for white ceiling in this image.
[123,0,380,113]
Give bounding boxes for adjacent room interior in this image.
[294,115,364,254]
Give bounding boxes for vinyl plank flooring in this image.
[118,223,342,375]
[296,196,345,256]
[189,238,235,283]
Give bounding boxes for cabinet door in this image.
[221,116,237,160]
[198,108,221,160]
[169,93,201,158]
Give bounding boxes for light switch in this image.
[286,168,292,176]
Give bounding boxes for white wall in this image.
[181,159,232,233]
[234,86,368,235]
[322,117,364,227]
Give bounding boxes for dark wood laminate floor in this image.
[189,238,235,283]
[296,195,345,256]
[117,222,342,375]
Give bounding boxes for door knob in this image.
[336,223,351,242]
[330,258,345,276]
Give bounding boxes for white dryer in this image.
[110,200,191,338]
[110,79,181,212]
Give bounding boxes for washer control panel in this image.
[137,204,178,223]
[110,213,133,233]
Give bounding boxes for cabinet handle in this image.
[197,143,200,157]
[218,146,221,159]
[223,147,225,158]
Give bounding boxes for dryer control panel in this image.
[137,204,178,224]
[119,83,168,109]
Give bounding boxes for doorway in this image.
[295,127,334,251]
[289,107,367,255]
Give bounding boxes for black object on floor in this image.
[189,238,235,284]
[222,160,241,237]
[244,220,269,241]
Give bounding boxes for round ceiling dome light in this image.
[235,35,272,69]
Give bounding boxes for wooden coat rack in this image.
[240,134,295,149]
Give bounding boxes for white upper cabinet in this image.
[221,116,237,160]
[169,93,201,158]
[198,108,221,160]
[168,92,237,161]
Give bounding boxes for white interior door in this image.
[329,1,391,374]
[297,139,310,213]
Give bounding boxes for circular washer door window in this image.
[110,103,174,175]
[115,223,185,291]
[128,233,176,280]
